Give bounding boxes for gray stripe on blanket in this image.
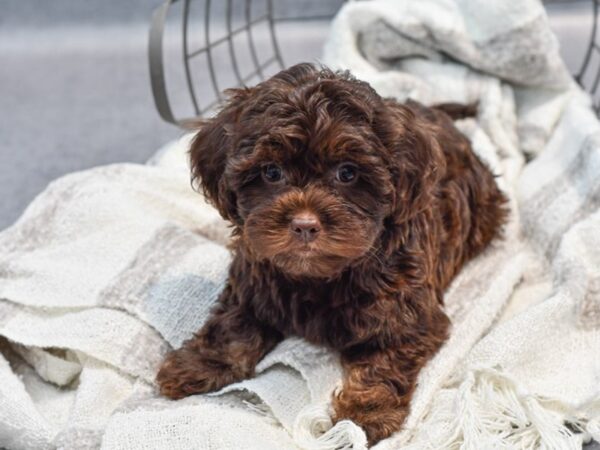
[358,15,569,89]
[143,273,224,348]
[521,132,600,257]
[98,224,229,348]
[444,241,520,323]
[0,177,80,255]
[473,16,570,88]
[98,225,200,312]
[122,326,172,380]
[579,275,600,329]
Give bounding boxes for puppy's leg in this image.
[333,308,448,445]
[157,285,282,399]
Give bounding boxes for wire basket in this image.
[149,0,600,125]
[574,0,600,111]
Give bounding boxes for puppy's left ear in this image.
[376,99,446,223]
[189,88,253,223]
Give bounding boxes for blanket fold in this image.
[1,0,599,448]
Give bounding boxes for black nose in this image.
[290,212,321,243]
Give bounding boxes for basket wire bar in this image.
[149,0,600,125]
[203,0,222,104]
[575,1,598,82]
[182,0,201,116]
[591,44,600,97]
[227,0,245,86]
[149,0,177,124]
[573,0,600,112]
[267,5,286,69]
[245,0,265,80]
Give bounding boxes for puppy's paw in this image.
[156,348,240,399]
[332,389,408,446]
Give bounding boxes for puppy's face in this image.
[190,64,443,279]
[232,120,393,279]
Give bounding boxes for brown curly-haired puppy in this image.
[157,63,507,445]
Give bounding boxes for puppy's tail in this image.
[432,102,478,120]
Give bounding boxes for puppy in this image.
[157,63,507,444]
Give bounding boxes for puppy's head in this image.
[190,63,444,279]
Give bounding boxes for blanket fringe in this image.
[293,403,367,450]
[285,367,600,450]
[404,367,598,450]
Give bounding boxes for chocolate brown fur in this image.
[156,63,507,444]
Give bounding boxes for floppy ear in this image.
[376,99,446,223]
[189,88,253,223]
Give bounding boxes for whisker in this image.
[338,200,378,219]
[365,245,385,267]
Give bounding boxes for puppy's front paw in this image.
[156,348,240,399]
[332,389,408,446]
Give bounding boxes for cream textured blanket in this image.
[1,0,600,448]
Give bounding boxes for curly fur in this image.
[156,63,507,445]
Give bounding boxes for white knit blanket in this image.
[1,0,599,448]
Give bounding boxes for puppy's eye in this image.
[262,164,283,183]
[336,164,358,183]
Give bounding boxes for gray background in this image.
[0,0,596,231]
[0,1,599,448]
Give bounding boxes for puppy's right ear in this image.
[189,88,252,223]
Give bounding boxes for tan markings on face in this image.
[244,185,378,278]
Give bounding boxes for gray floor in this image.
[1,1,597,232]
[0,1,599,448]
[0,0,596,231]
[0,0,338,231]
